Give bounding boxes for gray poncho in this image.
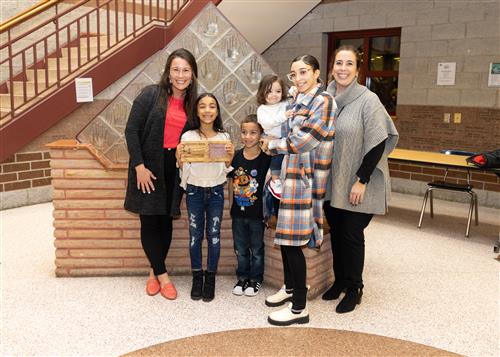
[325,80,399,215]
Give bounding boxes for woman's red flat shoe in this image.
[146,278,161,296]
[160,282,177,300]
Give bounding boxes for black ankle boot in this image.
[202,271,216,302]
[336,287,363,313]
[321,282,345,300]
[191,270,203,300]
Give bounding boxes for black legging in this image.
[140,214,173,275]
[281,245,307,311]
[139,149,176,276]
[323,203,373,289]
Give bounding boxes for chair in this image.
[417,150,478,237]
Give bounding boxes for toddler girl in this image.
[256,74,289,199]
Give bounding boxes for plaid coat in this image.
[269,86,336,248]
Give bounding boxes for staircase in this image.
[1,34,112,124]
[0,0,176,121]
[0,0,218,162]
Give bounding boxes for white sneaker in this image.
[268,179,282,200]
[244,281,261,296]
[232,279,248,296]
[265,285,292,307]
[268,303,309,326]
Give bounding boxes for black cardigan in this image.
[124,84,183,215]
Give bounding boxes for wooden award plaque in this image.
[180,140,232,162]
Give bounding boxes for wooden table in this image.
[389,148,472,168]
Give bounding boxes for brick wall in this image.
[49,140,339,288]
[0,151,51,193]
[49,140,237,277]
[396,105,500,152]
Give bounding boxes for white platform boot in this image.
[265,285,293,307]
[267,303,309,326]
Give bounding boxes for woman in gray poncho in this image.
[322,45,399,313]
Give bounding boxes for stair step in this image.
[26,68,69,83]
[47,57,80,71]
[80,36,116,49]
[0,93,34,108]
[60,46,98,60]
[1,104,12,115]
[8,81,48,96]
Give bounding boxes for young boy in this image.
[229,114,271,296]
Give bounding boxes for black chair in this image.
[418,150,478,237]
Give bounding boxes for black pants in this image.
[323,203,373,289]
[139,149,176,276]
[281,245,307,311]
[140,214,173,275]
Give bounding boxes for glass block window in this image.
[77,2,275,163]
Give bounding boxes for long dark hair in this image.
[191,93,225,135]
[291,54,322,84]
[158,48,198,123]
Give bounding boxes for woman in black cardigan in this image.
[124,48,198,300]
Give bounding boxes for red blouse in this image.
[163,96,186,149]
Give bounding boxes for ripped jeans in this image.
[186,184,224,272]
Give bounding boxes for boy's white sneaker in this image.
[244,281,261,296]
[268,303,309,326]
[232,279,248,296]
[265,285,292,307]
[268,179,282,200]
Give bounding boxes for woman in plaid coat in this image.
[261,55,335,326]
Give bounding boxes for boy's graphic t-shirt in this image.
[230,149,271,220]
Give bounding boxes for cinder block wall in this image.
[263,0,500,153]
[49,141,237,277]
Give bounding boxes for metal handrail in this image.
[0,0,189,122]
[0,0,61,33]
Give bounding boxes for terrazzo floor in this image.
[1,193,499,356]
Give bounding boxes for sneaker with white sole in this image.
[244,281,261,296]
[268,303,309,326]
[265,285,293,307]
[268,179,282,200]
[232,279,249,296]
